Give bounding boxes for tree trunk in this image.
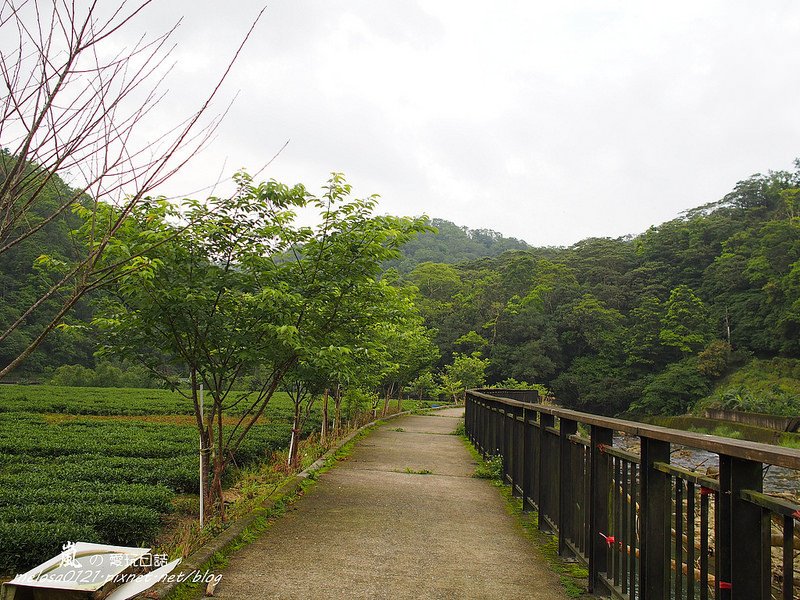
[200,429,211,526]
[334,387,342,436]
[210,466,224,519]
[190,368,213,526]
[382,384,392,417]
[321,389,329,443]
[215,404,226,518]
[288,400,302,469]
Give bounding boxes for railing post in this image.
[493,399,503,456]
[639,436,670,600]
[479,397,489,455]
[469,395,479,452]
[465,394,471,436]
[718,454,769,599]
[588,424,613,594]
[511,405,525,496]
[559,417,578,556]
[538,412,555,531]
[487,399,496,456]
[502,404,513,485]
[523,408,538,512]
[480,398,489,455]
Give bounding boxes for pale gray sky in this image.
[127,1,800,246]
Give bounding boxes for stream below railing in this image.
[615,433,800,498]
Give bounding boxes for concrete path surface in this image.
[210,408,572,600]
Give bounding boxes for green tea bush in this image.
[0,385,310,419]
[88,504,162,545]
[0,504,161,546]
[0,386,309,574]
[0,521,100,574]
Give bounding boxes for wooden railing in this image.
[465,389,800,600]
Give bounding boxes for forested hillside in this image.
[0,160,96,375]
[383,218,530,274]
[402,161,800,416]
[4,160,800,419]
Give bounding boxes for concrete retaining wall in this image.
[704,408,800,432]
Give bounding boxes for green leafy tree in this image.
[659,285,712,355]
[780,188,800,223]
[409,371,439,405]
[696,340,731,377]
[552,355,633,415]
[408,262,462,303]
[722,168,798,214]
[631,357,712,416]
[625,296,664,368]
[454,330,489,355]
[95,173,430,513]
[500,252,538,297]
[559,237,637,310]
[561,294,626,360]
[442,353,489,402]
[376,314,440,415]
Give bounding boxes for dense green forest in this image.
[4,160,800,418]
[383,218,530,274]
[0,158,97,375]
[399,161,800,416]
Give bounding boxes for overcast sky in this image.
[126,1,800,247]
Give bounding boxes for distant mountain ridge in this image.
[384,217,530,274]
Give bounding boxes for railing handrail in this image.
[470,388,800,470]
[466,388,800,600]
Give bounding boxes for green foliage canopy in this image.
[93,172,431,508]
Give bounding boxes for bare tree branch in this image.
[0,0,267,379]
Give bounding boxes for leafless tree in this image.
[0,0,264,378]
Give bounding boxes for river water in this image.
[615,434,800,498]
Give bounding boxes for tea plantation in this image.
[0,386,310,573]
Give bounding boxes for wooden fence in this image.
[465,389,800,600]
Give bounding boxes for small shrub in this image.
[474,455,503,481]
[779,434,800,449]
[710,425,743,440]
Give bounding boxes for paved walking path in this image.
[210,408,573,600]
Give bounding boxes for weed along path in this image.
[210,408,572,600]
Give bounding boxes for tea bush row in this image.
[0,385,312,419]
[0,413,292,464]
[0,481,174,513]
[4,455,197,493]
[0,413,293,573]
[0,521,100,575]
[0,503,161,545]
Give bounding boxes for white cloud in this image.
[86,0,800,246]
